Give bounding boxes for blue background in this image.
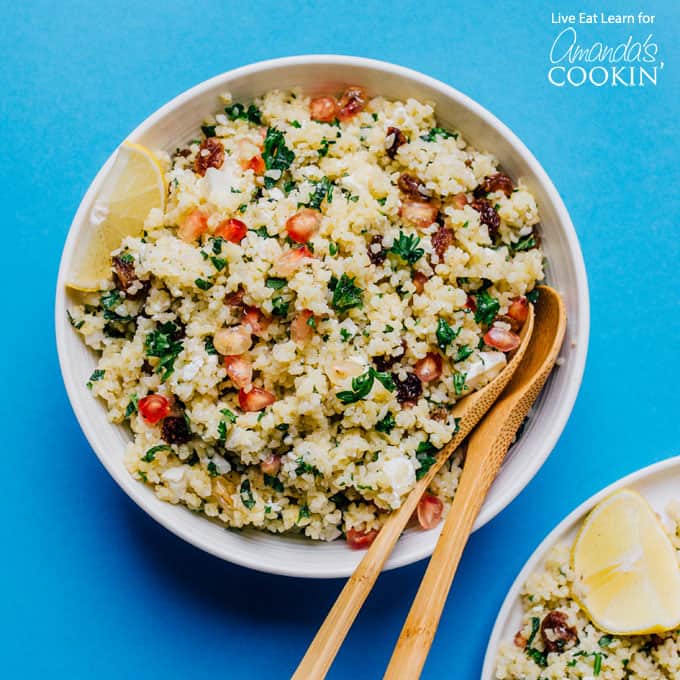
[2,0,678,677]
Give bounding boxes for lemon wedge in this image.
[65,141,165,292]
[571,487,680,635]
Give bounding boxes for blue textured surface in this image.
[2,1,678,677]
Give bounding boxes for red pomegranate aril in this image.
[215,218,248,243]
[337,86,367,121]
[484,326,521,352]
[223,355,253,389]
[273,246,314,277]
[417,494,444,530]
[286,208,321,243]
[291,309,315,344]
[414,353,443,383]
[178,209,208,243]
[465,295,477,311]
[507,296,529,324]
[242,306,270,337]
[346,528,379,550]
[399,199,440,228]
[238,387,276,412]
[138,394,170,425]
[260,454,281,476]
[413,271,428,294]
[309,95,338,122]
[240,154,265,174]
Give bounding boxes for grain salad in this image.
[68,86,543,545]
[495,502,680,679]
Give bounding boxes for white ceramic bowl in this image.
[55,55,589,578]
[482,456,680,678]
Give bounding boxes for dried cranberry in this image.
[373,340,407,372]
[431,225,454,262]
[398,173,430,200]
[367,235,386,265]
[385,126,407,159]
[474,172,514,198]
[112,254,149,299]
[393,372,422,404]
[471,198,500,240]
[540,611,578,654]
[161,416,192,445]
[194,137,224,177]
[224,288,245,307]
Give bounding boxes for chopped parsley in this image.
[420,127,457,142]
[264,474,284,492]
[375,412,396,434]
[454,345,473,362]
[238,203,248,213]
[289,119,301,128]
[330,274,363,312]
[125,394,138,417]
[339,328,352,342]
[295,457,322,477]
[201,124,216,137]
[100,290,121,310]
[297,504,311,523]
[145,321,183,382]
[390,231,424,265]
[67,310,84,330]
[524,617,547,668]
[224,102,262,124]
[328,241,338,256]
[376,196,387,206]
[318,138,336,157]
[275,423,289,431]
[239,479,256,509]
[527,288,540,304]
[204,336,217,355]
[251,226,272,239]
[262,127,295,188]
[210,256,226,271]
[207,461,219,477]
[265,277,287,290]
[598,635,613,648]
[453,371,467,396]
[474,290,500,325]
[436,318,460,351]
[304,176,333,209]
[86,369,105,389]
[211,237,224,254]
[415,440,438,480]
[141,444,172,462]
[195,278,213,290]
[119,252,134,264]
[336,367,395,404]
[271,296,289,317]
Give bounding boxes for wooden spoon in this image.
[292,297,536,680]
[383,285,566,679]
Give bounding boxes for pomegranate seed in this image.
[239,387,276,412]
[213,326,252,355]
[286,208,321,243]
[417,494,443,530]
[414,353,443,383]
[242,306,270,336]
[346,528,379,549]
[399,199,440,228]
[507,296,529,324]
[413,271,428,294]
[291,309,315,344]
[484,326,521,352]
[260,454,281,476]
[273,246,314,277]
[138,394,170,425]
[465,295,477,311]
[178,209,208,243]
[215,218,247,243]
[337,86,367,121]
[223,355,253,388]
[309,95,338,122]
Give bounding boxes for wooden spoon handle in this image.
[382,408,526,679]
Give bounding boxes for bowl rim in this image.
[55,54,590,578]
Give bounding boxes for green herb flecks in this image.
[454,345,473,362]
[100,290,121,310]
[336,368,395,405]
[453,371,467,396]
[239,479,256,509]
[125,394,138,418]
[67,310,84,330]
[527,288,539,304]
[201,124,216,137]
[512,234,537,252]
[390,231,424,265]
[420,127,458,142]
[436,318,460,351]
[210,256,226,272]
[524,617,547,668]
[415,440,438,480]
[304,176,333,210]
[265,277,287,290]
[330,274,363,312]
[375,412,396,434]
[297,504,310,523]
[264,474,284,493]
[271,296,290,317]
[318,138,336,157]
[207,461,219,477]
[195,278,213,291]
[145,321,183,382]
[295,457,322,477]
[141,444,172,463]
[262,127,295,188]
[474,290,500,326]
[204,336,217,355]
[86,369,105,389]
[224,102,262,124]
